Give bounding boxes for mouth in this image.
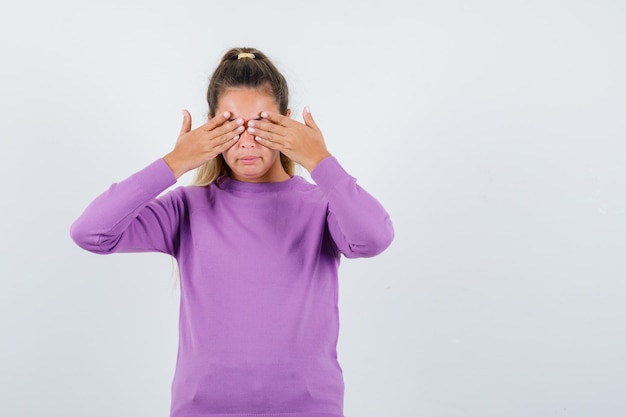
[239,156,260,165]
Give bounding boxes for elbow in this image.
[376,225,395,255]
[344,221,395,258]
[366,224,395,257]
[69,220,113,254]
[69,221,97,252]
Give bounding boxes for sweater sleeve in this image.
[69,158,181,256]
[311,156,394,258]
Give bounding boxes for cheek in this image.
[261,147,279,158]
[221,148,236,164]
[262,149,282,165]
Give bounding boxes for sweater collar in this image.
[216,175,302,193]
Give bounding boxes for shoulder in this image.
[155,182,214,206]
[290,174,318,192]
[288,174,327,201]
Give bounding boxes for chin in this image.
[232,169,271,182]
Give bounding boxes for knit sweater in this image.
[70,156,394,417]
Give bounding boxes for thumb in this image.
[303,106,320,131]
[179,109,192,136]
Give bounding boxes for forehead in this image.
[217,87,279,119]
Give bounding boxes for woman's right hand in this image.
[163,110,244,178]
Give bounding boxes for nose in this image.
[238,122,256,148]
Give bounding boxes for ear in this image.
[286,109,291,118]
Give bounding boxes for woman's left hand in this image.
[247,107,331,173]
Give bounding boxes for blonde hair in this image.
[192,47,295,186]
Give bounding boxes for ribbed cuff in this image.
[310,156,354,192]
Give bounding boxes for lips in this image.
[239,156,260,165]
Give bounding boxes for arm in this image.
[71,110,244,254]
[312,156,394,258]
[248,107,393,258]
[69,159,180,255]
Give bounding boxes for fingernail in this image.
[247,120,255,127]
[233,135,240,141]
[305,106,311,113]
[248,127,256,134]
[182,110,187,118]
[236,118,244,125]
[223,111,230,118]
[254,136,262,142]
[261,112,268,118]
[237,126,245,132]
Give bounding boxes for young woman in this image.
[71,47,394,417]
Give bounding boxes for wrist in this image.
[302,151,332,173]
[163,153,187,179]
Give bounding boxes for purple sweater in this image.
[70,156,394,417]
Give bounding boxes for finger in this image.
[260,111,293,127]
[248,125,283,147]
[253,135,280,150]
[303,106,320,131]
[223,119,245,140]
[179,109,192,136]
[247,115,292,139]
[204,117,244,141]
[246,120,281,142]
[225,125,245,143]
[217,134,240,152]
[203,111,231,131]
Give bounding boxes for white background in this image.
[1,1,625,416]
